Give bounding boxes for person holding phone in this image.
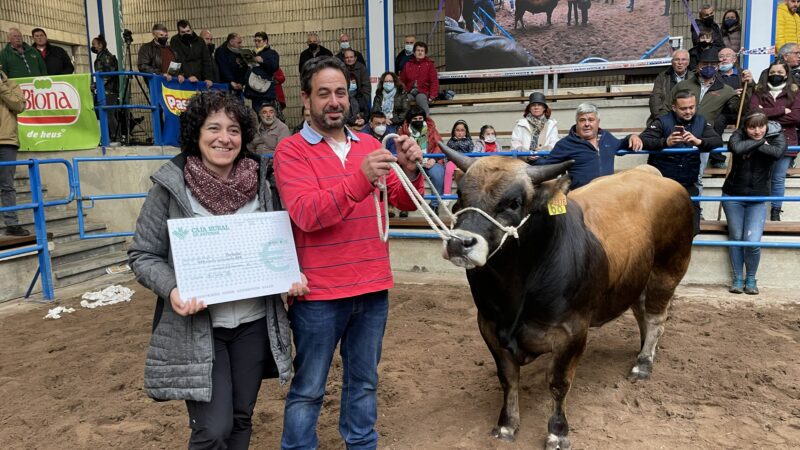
[640,90,723,235]
[129,90,309,449]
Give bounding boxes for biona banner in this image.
[16,74,100,151]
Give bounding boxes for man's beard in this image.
[312,105,346,130]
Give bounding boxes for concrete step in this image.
[53,251,130,288]
[50,236,128,265]
[46,222,107,244]
[0,206,79,231]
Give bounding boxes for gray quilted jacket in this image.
[128,153,292,402]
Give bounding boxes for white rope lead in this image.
[372,134,531,259]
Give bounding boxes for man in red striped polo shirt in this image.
[273,56,424,450]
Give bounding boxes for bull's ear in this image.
[526,160,574,185]
[437,141,474,172]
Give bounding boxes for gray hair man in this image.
[649,49,694,122]
[531,102,643,189]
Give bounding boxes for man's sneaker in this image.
[4,225,30,236]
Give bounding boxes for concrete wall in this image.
[0,247,49,303]
[0,0,90,73]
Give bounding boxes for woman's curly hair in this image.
[179,90,256,160]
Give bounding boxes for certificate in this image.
[167,212,300,305]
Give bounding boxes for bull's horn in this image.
[436,141,474,172]
[526,160,575,184]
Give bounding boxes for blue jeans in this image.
[722,196,766,279]
[425,162,445,207]
[281,291,389,450]
[770,155,795,209]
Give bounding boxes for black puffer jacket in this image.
[723,123,786,196]
[169,33,214,81]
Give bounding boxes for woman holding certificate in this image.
[129,90,308,449]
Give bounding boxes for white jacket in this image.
[510,117,559,151]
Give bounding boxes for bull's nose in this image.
[446,235,476,256]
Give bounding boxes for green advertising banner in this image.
[16,74,100,151]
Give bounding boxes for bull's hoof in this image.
[491,425,517,441]
[628,360,653,382]
[545,433,571,450]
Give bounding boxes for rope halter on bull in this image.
[373,135,547,261]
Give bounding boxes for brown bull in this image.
[439,150,694,450]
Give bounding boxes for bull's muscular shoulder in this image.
[568,166,692,283]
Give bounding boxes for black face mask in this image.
[702,15,714,25]
[410,120,425,130]
[308,43,319,51]
[156,37,168,46]
[180,34,193,44]
[207,43,215,54]
[768,75,787,86]
[90,47,100,54]
[699,41,712,49]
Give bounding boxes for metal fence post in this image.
[148,75,163,146]
[28,160,55,300]
[96,73,110,147]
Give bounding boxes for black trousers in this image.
[186,318,268,450]
[682,183,701,237]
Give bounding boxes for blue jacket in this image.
[214,45,247,86]
[535,126,631,189]
[639,112,722,186]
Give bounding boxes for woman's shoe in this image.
[729,277,744,294]
[744,277,759,295]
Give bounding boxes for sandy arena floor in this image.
[0,275,798,449]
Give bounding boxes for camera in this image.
[122,29,134,45]
[669,36,683,51]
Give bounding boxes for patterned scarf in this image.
[526,114,547,151]
[183,155,259,215]
[447,137,474,154]
[381,89,396,117]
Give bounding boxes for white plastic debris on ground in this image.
[80,285,135,309]
[44,306,75,319]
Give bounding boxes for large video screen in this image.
[443,0,672,76]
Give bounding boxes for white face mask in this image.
[340,41,350,50]
[374,124,387,135]
[404,44,414,53]
[484,135,496,143]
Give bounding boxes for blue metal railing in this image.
[93,71,230,148]
[0,159,75,301]
[640,35,671,60]
[72,155,173,239]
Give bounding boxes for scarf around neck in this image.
[381,91,396,117]
[410,124,428,152]
[526,114,546,150]
[183,155,259,215]
[447,137,474,153]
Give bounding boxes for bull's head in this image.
[438,142,573,269]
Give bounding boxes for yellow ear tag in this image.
[547,191,568,216]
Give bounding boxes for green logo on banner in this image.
[16,74,100,151]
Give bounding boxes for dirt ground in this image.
[493,0,672,66]
[0,278,798,449]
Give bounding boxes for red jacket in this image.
[400,57,439,98]
[273,125,424,301]
[751,88,800,154]
[273,68,286,108]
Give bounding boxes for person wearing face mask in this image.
[750,62,800,221]
[341,48,370,122]
[511,92,559,157]
[475,125,502,153]
[372,71,409,127]
[690,4,724,48]
[244,31,280,114]
[776,0,800,55]
[671,49,740,193]
[334,33,366,66]
[91,34,120,141]
[298,33,332,74]
[688,28,723,71]
[169,20,214,87]
[720,9,742,51]
[395,35,416,74]
[400,105,445,212]
[137,23,181,83]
